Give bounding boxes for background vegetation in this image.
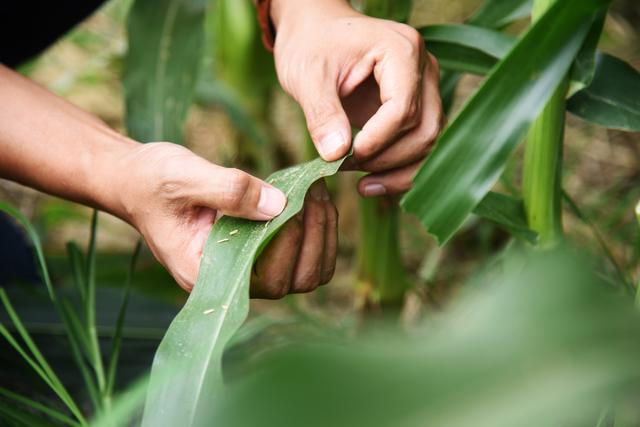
[0,0,639,425]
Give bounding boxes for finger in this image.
[358,161,423,197]
[251,214,304,299]
[296,71,352,161]
[358,54,442,172]
[321,200,338,285]
[291,181,328,293]
[189,162,286,221]
[352,25,425,162]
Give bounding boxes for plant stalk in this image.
[354,0,413,309]
[522,0,568,247]
[357,196,410,307]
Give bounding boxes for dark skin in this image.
[251,180,338,299]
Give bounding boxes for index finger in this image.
[353,25,425,162]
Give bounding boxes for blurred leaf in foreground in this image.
[215,247,640,427]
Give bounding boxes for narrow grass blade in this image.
[124,0,206,143]
[468,0,532,28]
[58,300,102,410]
[0,203,56,301]
[141,155,348,427]
[0,289,85,424]
[66,241,87,305]
[0,401,54,427]
[419,25,514,75]
[106,240,142,397]
[84,210,106,396]
[0,387,81,427]
[401,0,609,244]
[563,190,633,293]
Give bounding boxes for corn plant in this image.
[353,0,413,309]
[118,0,640,424]
[3,0,638,425]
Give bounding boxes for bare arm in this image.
[0,65,335,296]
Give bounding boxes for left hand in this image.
[271,0,443,197]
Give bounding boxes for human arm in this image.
[0,64,335,295]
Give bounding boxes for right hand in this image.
[116,142,337,296]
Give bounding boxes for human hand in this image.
[116,143,336,295]
[271,0,443,197]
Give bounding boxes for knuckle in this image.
[294,272,320,293]
[262,279,290,299]
[223,169,252,210]
[420,119,442,144]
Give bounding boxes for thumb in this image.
[191,164,287,221]
[297,82,351,161]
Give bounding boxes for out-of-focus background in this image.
[0,0,638,396]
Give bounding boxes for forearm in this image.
[0,64,136,220]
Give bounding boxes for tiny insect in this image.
[203,308,215,315]
[221,304,229,310]
[229,229,239,236]
[216,238,229,243]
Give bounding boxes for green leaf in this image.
[0,289,85,424]
[105,240,142,397]
[420,25,515,75]
[214,248,640,427]
[567,53,640,131]
[473,192,538,244]
[0,387,81,427]
[401,0,609,244]
[123,0,206,143]
[141,155,348,426]
[358,0,413,23]
[468,0,532,28]
[570,11,606,91]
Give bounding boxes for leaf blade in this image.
[123,0,206,143]
[567,53,640,131]
[141,155,348,427]
[401,0,609,244]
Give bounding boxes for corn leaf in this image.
[213,248,640,427]
[468,0,532,28]
[141,155,348,427]
[123,0,206,143]
[401,0,609,244]
[420,25,514,75]
[473,192,537,244]
[567,53,640,132]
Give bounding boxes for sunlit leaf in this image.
[420,25,514,75]
[401,0,609,244]
[468,0,532,28]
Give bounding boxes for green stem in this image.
[354,0,414,310]
[357,197,410,307]
[635,201,640,306]
[522,0,568,247]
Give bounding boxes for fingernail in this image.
[258,186,286,217]
[363,183,386,197]
[319,131,346,159]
